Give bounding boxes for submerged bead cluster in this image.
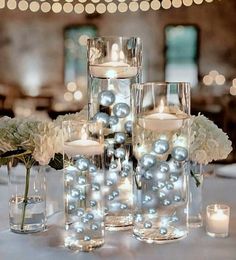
[65,156,104,246]
[135,136,188,236]
[93,88,133,224]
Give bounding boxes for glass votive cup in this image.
[206,204,230,238]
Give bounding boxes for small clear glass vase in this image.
[8,161,47,234]
[188,161,203,228]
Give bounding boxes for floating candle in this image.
[64,139,104,157]
[89,61,138,79]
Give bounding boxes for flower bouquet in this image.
[0,117,62,233]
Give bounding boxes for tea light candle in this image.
[89,61,138,79]
[206,204,230,238]
[64,140,104,157]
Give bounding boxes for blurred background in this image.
[0,0,235,161]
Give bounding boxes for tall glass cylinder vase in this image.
[87,36,142,231]
[8,161,46,233]
[188,161,203,228]
[132,82,191,243]
[63,120,105,252]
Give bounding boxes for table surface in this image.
[0,168,236,260]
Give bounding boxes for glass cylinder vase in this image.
[87,36,142,231]
[63,120,105,252]
[8,161,46,234]
[132,82,191,243]
[188,161,203,228]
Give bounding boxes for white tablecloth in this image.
[0,169,236,260]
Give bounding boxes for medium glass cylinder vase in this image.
[8,161,46,234]
[188,161,203,228]
[132,82,190,243]
[63,120,105,252]
[87,36,142,231]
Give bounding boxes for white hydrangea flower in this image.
[190,115,232,164]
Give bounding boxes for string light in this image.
[1,0,217,14]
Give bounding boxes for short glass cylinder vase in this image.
[132,82,191,243]
[8,161,46,234]
[188,161,203,228]
[63,120,105,252]
[87,36,142,231]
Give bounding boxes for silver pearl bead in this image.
[152,185,159,191]
[174,195,181,202]
[84,235,91,241]
[134,214,143,222]
[120,171,129,178]
[107,147,115,157]
[158,162,170,174]
[143,194,152,204]
[98,90,115,106]
[93,112,109,127]
[152,139,169,154]
[170,174,179,182]
[122,164,131,172]
[90,200,97,207]
[120,203,128,210]
[110,161,118,169]
[144,170,153,180]
[89,164,97,173]
[113,103,130,118]
[162,199,171,206]
[157,181,165,189]
[106,179,113,186]
[81,217,89,223]
[92,183,100,191]
[109,115,119,126]
[91,224,99,231]
[140,154,156,169]
[124,120,132,133]
[71,189,79,198]
[159,227,168,235]
[115,148,126,159]
[112,190,119,197]
[114,132,126,144]
[76,158,90,171]
[77,208,84,216]
[149,208,156,214]
[76,227,84,233]
[79,194,86,201]
[108,194,114,201]
[171,146,188,162]
[78,176,86,185]
[165,182,174,190]
[172,216,179,222]
[86,213,94,220]
[144,221,152,229]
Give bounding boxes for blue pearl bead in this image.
[113,103,130,118]
[93,112,109,127]
[109,115,119,126]
[76,158,90,171]
[153,139,169,154]
[114,132,126,144]
[140,154,156,169]
[115,148,126,159]
[124,120,132,133]
[171,146,188,162]
[98,90,115,106]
